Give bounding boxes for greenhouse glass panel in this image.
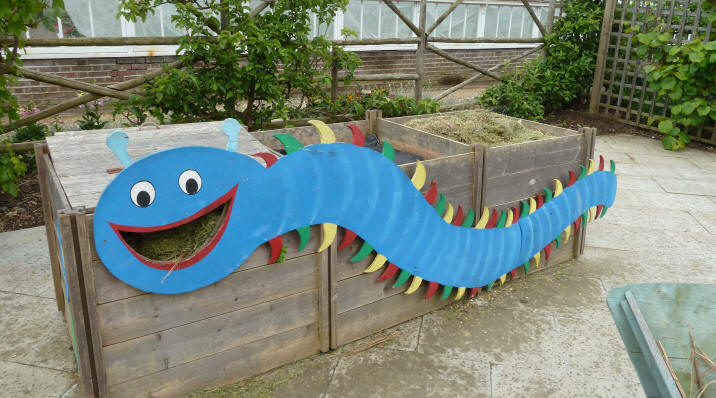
[27,9,61,38]
[379,2,395,38]
[509,7,523,38]
[90,0,122,37]
[449,4,466,38]
[361,1,380,38]
[396,1,415,37]
[429,2,451,38]
[344,0,362,37]
[464,4,479,38]
[497,6,510,38]
[133,9,163,37]
[60,0,89,37]
[161,4,185,36]
[484,6,499,38]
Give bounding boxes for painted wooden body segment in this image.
[93,119,617,295]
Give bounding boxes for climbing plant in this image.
[636,3,716,150]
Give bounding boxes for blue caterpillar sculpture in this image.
[94,119,617,295]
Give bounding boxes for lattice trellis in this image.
[590,0,715,145]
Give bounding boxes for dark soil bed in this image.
[0,173,44,232]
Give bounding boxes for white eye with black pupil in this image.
[179,169,202,195]
[130,181,155,207]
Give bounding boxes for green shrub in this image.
[636,3,716,150]
[117,0,360,129]
[319,89,440,118]
[77,99,108,130]
[478,0,604,120]
[0,145,27,197]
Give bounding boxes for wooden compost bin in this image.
[37,111,595,398]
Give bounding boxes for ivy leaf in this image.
[668,46,680,56]
[661,76,677,89]
[697,105,710,116]
[671,104,682,115]
[662,135,678,150]
[636,45,649,56]
[670,86,683,100]
[688,51,704,63]
[658,120,674,134]
[681,101,696,115]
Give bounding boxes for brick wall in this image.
[12,47,536,110]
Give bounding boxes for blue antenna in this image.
[222,118,241,152]
[106,131,132,167]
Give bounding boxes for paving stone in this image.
[613,175,665,193]
[692,211,716,234]
[628,153,701,169]
[654,177,716,196]
[597,204,706,233]
[0,227,56,299]
[0,360,77,398]
[595,150,635,164]
[614,190,716,212]
[325,348,490,398]
[585,222,716,254]
[0,292,76,373]
[615,162,685,178]
[490,363,643,397]
[336,317,423,353]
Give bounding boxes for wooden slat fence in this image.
[589,0,715,145]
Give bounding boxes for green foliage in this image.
[117,0,361,128]
[478,0,604,119]
[77,99,108,130]
[636,3,716,150]
[0,144,27,197]
[0,0,63,131]
[112,95,148,126]
[318,89,440,118]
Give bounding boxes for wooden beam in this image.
[426,0,465,36]
[415,0,427,100]
[330,47,338,104]
[2,60,181,132]
[426,43,502,81]
[0,141,41,153]
[249,0,272,17]
[340,73,419,81]
[520,0,547,36]
[332,37,420,45]
[382,0,423,37]
[589,0,617,113]
[428,37,544,44]
[0,36,188,46]
[13,67,133,100]
[434,44,543,101]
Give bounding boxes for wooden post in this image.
[75,213,109,397]
[330,46,338,106]
[318,249,331,352]
[589,0,617,114]
[415,0,427,101]
[472,145,488,217]
[574,127,596,257]
[328,242,338,350]
[14,67,133,100]
[521,0,547,36]
[365,109,383,135]
[58,210,98,397]
[34,143,65,311]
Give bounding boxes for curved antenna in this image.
[106,131,132,167]
[222,118,242,152]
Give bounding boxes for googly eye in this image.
[179,169,202,195]
[130,181,155,207]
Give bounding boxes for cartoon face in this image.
[93,146,268,294]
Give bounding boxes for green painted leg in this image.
[441,285,453,300]
[393,269,411,288]
[296,226,310,252]
[350,241,374,262]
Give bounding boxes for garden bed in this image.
[37,111,595,397]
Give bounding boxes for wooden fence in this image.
[1,0,557,133]
[589,0,715,145]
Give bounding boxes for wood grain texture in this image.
[485,134,584,179]
[484,161,583,208]
[318,249,331,353]
[103,289,319,386]
[377,119,472,159]
[34,144,65,311]
[58,211,97,397]
[107,323,319,398]
[97,254,319,346]
[75,212,109,397]
[251,120,369,150]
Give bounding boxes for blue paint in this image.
[106,131,132,167]
[222,118,242,152]
[94,142,617,294]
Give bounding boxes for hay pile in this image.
[405,110,548,146]
[122,206,225,262]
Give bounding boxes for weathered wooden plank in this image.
[399,154,475,192]
[318,249,330,353]
[519,120,581,137]
[486,134,585,179]
[75,212,109,397]
[377,119,472,158]
[58,211,97,397]
[34,145,65,311]
[92,225,323,304]
[104,289,318,386]
[97,254,319,346]
[336,270,408,315]
[484,161,583,208]
[251,120,369,150]
[108,323,319,398]
[328,242,339,350]
[336,283,446,346]
[45,154,71,212]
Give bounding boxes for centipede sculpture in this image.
[94,118,617,296]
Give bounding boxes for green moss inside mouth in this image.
[121,204,227,262]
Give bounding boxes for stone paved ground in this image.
[1,134,714,397]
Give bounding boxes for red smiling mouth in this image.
[110,185,237,271]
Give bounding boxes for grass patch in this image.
[122,205,226,262]
[404,109,548,146]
